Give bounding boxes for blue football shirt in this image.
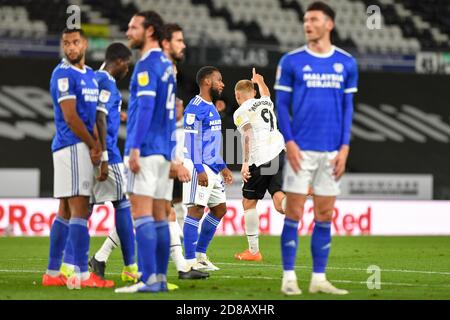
[125,48,176,160]
[275,45,358,151]
[184,95,226,174]
[95,70,123,164]
[50,59,99,152]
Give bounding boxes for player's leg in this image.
[279,151,314,295]
[195,202,226,271]
[115,193,158,293]
[234,198,263,261]
[168,204,209,280]
[269,150,287,215]
[272,191,286,214]
[181,158,212,269]
[195,171,228,271]
[66,195,114,289]
[281,192,307,295]
[89,227,120,278]
[151,198,171,291]
[43,198,71,286]
[168,205,185,271]
[44,146,73,286]
[308,152,348,295]
[184,205,204,266]
[61,204,93,279]
[89,162,137,282]
[172,178,187,232]
[235,162,266,261]
[116,155,160,293]
[112,197,138,283]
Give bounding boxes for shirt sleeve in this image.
[344,58,359,94]
[128,63,158,149]
[54,69,77,103]
[96,77,114,115]
[233,108,250,130]
[184,107,207,173]
[136,62,158,98]
[274,54,294,93]
[274,54,295,142]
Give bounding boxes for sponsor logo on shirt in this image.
[303,73,344,89]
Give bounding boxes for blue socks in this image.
[135,216,156,284]
[113,198,135,266]
[63,236,74,266]
[311,220,331,273]
[69,218,90,273]
[183,216,200,260]
[196,213,220,254]
[281,218,299,271]
[47,216,69,271]
[155,220,170,280]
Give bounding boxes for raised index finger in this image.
[252,67,256,77]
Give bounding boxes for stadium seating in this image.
[0,0,448,52]
[0,5,47,38]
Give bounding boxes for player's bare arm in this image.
[241,123,253,183]
[197,171,208,187]
[60,99,101,165]
[221,167,233,185]
[331,144,349,180]
[169,161,191,183]
[128,148,140,174]
[251,68,270,97]
[285,140,303,173]
[96,110,109,181]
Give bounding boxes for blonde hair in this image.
[234,80,254,93]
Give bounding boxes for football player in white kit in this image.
[233,68,287,262]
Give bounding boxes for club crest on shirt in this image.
[57,78,69,92]
[333,63,344,73]
[186,113,196,125]
[138,71,149,86]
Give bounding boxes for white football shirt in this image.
[233,96,285,166]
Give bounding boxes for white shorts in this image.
[53,142,94,198]
[91,163,126,204]
[283,151,341,196]
[182,158,226,208]
[124,155,173,201]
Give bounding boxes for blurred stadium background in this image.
[0,0,450,291]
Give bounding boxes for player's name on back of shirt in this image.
[246,98,273,112]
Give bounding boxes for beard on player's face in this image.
[129,37,144,49]
[172,51,185,63]
[128,30,146,49]
[65,51,84,65]
[210,86,222,101]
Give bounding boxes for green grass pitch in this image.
[1,236,449,300]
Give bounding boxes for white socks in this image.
[169,221,188,272]
[283,270,297,281]
[174,202,187,231]
[244,208,259,254]
[311,272,326,282]
[95,227,120,262]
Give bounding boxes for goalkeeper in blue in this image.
[275,1,358,295]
